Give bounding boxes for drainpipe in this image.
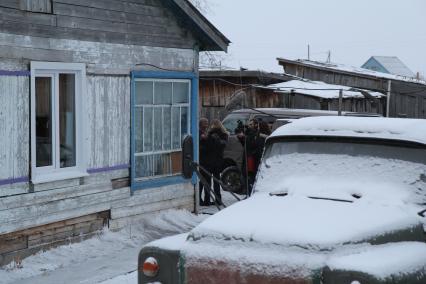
[386,80,392,117]
[338,89,343,116]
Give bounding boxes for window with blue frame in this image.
[133,78,191,180]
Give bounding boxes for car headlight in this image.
[141,256,159,277]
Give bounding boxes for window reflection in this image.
[35,77,53,167]
[59,74,76,168]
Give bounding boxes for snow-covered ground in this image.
[0,210,205,284]
[0,191,240,284]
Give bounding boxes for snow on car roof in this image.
[270,116,426,145]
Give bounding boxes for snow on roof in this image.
[270,116,426,145]
[278,58,426,85]
[265,80,385,99]
[367,56,415,78]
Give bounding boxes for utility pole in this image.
[386,80,392,117]
[308,44,310,61]
[327,51,331,63]
[338,89,343,116]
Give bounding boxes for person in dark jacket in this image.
[198,117,210,206]
[238,119,267,195]
[204,119,229,205]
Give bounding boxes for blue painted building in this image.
[361,56,415,78]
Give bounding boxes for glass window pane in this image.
[135,107,143,153]
[59,74,76,168]
[144,107,153,152]
[172,107,180,149]
[35,77,53,167]
[135,154,172,178]
[154,82,172,105]
[180,107,189,139]
[135,155,153,178]
[153,153,171,176]
[135,81,153,105]
[154,108,163,151]
[163,107,171,150]
[173,82,189,103]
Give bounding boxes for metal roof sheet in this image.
[370,56,415,78]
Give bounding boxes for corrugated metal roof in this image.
[369,56,415,78]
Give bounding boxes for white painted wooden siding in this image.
[0,75,29,181]
[0,32,195,75]
[86,76,130,169]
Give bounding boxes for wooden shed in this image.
[0,0,229,265]
[199,69,291,121]
[278,58,426,118]
[263,79,386,115]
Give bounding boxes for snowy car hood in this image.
[189,193,422,249]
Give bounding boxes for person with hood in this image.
[204,119,229,205]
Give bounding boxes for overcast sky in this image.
[204,0,426,77]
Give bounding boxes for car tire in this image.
[221,166,243,194]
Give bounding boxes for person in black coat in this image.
[198,117,210,206]
[204,119,229,205]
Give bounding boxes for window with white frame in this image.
[31,62,86,183]
[133,79,190,179]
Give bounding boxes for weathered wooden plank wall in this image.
[109,183,194,230]
[0,75,29,182]
[86,76,131,169]
[0,0,197,49]
[280,62,426,119]
[283,64,388,91]
[389,80,426,118]
[0,0,200,263]
[199,81,284,122]
[0,32,195,75]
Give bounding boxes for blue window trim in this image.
[130,71,198,192]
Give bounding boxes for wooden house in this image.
[263,79,386,115]
[278,58,426,118]
[199,69,291,121]
[0,0,229,265]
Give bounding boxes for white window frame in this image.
[30,62,87,184]
[134,78,191,180]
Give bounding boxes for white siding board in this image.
[0,187,129,234]
[1,202,111,235]
[0,182,113,211]
[111,183,193,209]
[85,75,130,169]
[0,184,28,197]
[111,196,194,219]
[109,204,194,231]
[82,169,128,185]
[0,32,195,75]
[0,75,29,181]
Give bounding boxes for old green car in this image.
[138,116,426,284]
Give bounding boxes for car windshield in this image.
[255,138,426,204]
[222,113,249,134]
